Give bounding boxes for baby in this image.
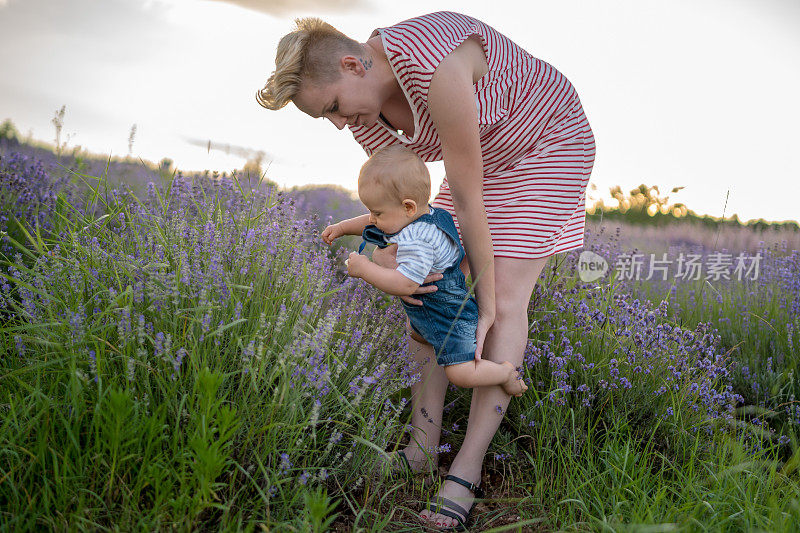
[322,145,527,397]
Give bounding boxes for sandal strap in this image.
[434,497,469,518]
[397,449,412,472]
[425,497,468,529]
[445,474,485,499]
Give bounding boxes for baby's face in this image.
[359,187,415,235]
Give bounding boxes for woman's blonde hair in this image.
[359,145,431,206]
[256,18,362,111]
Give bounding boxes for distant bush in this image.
[0,119,20,142]
[588,184,799,233]
[286,184,364,228]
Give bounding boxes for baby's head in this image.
[358,145,430,234]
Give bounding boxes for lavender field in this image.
[1,139,799,531]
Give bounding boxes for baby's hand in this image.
[345,252,370,278]
[321,223,344,245]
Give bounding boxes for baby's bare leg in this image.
[444,359,528,397]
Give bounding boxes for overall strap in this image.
[359,225,393,254]
[427,207,465,274]
[357,207,435,253]
[357,208,464,272]
[429,208,463,252]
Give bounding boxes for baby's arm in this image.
[346,253,420,296]
[347,232,434,296]
[322,214,371,244]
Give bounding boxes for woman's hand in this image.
[372,245,441,306]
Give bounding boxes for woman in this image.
[257,11,595,530]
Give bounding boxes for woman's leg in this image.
[370,245,451,470]
[421,255,549,528]
[399,332,450,471]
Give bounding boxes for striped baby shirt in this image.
[388,208,461,285]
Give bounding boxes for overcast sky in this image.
[1,0,798,223]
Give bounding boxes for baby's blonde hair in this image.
[359,145,431,206]
[256,18,362,111]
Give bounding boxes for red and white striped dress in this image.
[349,11,596,259]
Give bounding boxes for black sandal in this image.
[385,449,434,480]
[391,449,414,478]
[423,474,485,531]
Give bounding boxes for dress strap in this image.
[379,112,396,131]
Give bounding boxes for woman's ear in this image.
[403,199,418,217]
[341,55,364,76]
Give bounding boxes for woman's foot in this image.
[385,444,438,476]
[420,473,482,529]
[500,361,528,397]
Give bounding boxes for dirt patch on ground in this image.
[331,453,553,532]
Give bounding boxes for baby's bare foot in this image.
[500,361,528,397]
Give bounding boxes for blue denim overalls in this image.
[360,207,478,366]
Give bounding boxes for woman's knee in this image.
[493,295,529,326]
[493,257,549,322]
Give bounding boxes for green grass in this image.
[1,165,798,531]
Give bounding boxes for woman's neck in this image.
[363,38,404,108]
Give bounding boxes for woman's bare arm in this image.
[427,37,496,358]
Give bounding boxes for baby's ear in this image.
[403,199,418,216]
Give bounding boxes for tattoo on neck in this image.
[359,57,373,70]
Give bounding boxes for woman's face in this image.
[293,57,383,130]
